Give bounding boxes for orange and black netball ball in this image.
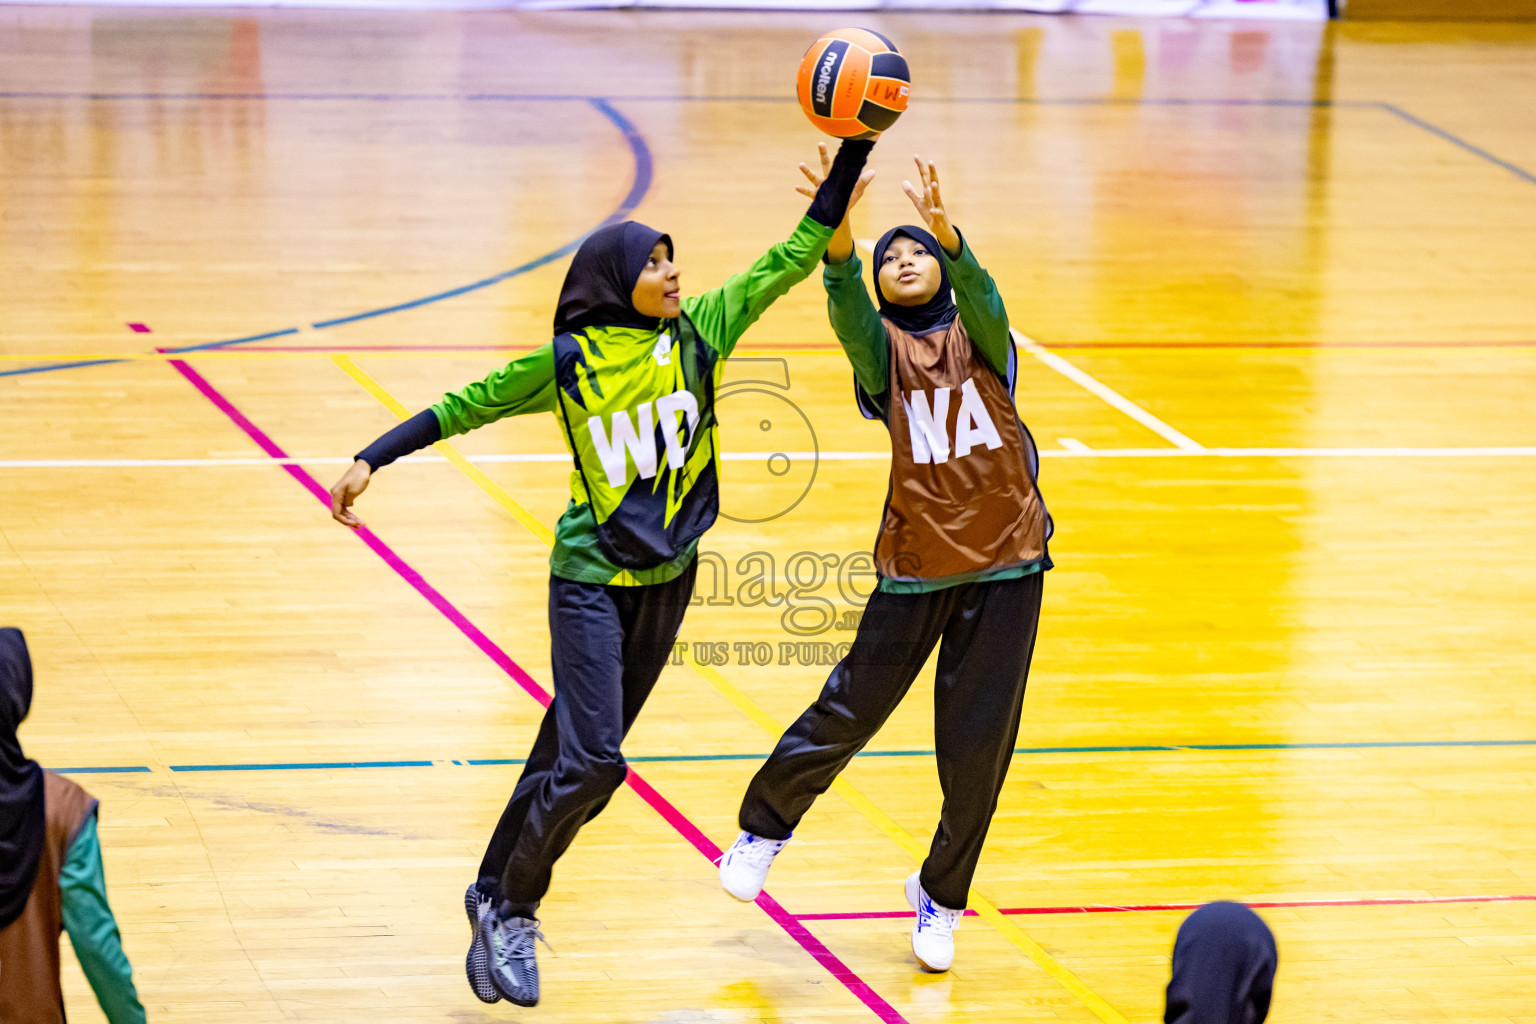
[796,28,910,140]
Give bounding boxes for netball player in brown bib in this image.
[720,151,1051,973]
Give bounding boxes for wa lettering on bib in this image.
[902,377,1004,464]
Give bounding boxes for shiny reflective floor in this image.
[3,8,1535,1023]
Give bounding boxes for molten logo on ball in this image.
[812,41,848,118]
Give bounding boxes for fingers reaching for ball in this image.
[849,167,876,210]
[902,154,961,257]
[795,142,832,198]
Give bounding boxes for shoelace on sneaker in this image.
[732,834,788,868]
[495,918,553,961]
[916,891,963,938]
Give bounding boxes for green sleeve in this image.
[431,344,558,438]
[946,232,1012,379]
[682,215,835,359]
[822,252,888,396]
[60,814,147,1024]
[433,346,559,439]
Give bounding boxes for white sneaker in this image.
[905,871,962,972]
[719,831,790,901]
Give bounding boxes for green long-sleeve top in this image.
[823,233,1043,594]
[430,214,835,586]
[62,814,146,1024]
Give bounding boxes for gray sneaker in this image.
[464,885,500,1004]
[481,907,544,1007]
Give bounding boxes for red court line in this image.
[233,340,1536,355]
[241,344,542,352]
[164,356,909,1024]
[1036,341,1536,350]
[236,342,848,353]
[796,893,1536,921]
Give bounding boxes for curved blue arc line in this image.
[1,98,652,377]
[307,98,651,332]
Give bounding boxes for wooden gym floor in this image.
[3,8,1535,1023]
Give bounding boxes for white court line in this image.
[1012,328,1206,451]
[5,447,1536,469]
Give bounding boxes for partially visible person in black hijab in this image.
[1166,901,1278,1024]
[871,224,957,335]
[0,626,45,930]
[552,221,673,336]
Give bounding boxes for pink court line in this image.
[796,893,1536,922]
[163,354,908,1024]
[1039,340,1536,350]
[127,323,152,333]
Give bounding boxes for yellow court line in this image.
[330,353,1127,1024]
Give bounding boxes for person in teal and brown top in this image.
[0,628,147,1024]
[327,138,875,1009]
[719,151,1052,975]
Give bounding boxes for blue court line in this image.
[1379,102,1536,186]
[1,97,651,375]
[161,327,300,355]
[54,766,153,774]
[0,357,132,379]
[54,738,1536,776]
[170,760,434,772]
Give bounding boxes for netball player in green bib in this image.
[720,151,1052,973]
[328,139,874,1008]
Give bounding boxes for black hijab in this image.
[871,225,957,335]
[1,627,46,930]
[1165,901,1277,1024]
[553,220,672,336]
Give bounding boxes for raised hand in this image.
[798,141,875,265]
[796,141,876,214]
[901,155,961,257]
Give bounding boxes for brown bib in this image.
[875,317,1048,582]
[0,771,98,1024]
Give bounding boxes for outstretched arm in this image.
[685,139,876,359]
[796,142,887,395]
[902,155,1011,378]
[329,345,557,528]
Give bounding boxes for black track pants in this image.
[478,560,697,912]
[738,571,1043,910]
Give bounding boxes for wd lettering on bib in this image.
[588,389,701,487]
[903,378,1003,464]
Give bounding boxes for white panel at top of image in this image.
[1073,0,1201,14]
[1192,1,1328,19]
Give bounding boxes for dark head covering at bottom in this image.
[871,225,957,336]
[1165,901,1277,1024]
[553,221,673,336]
[0,627,45,930]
